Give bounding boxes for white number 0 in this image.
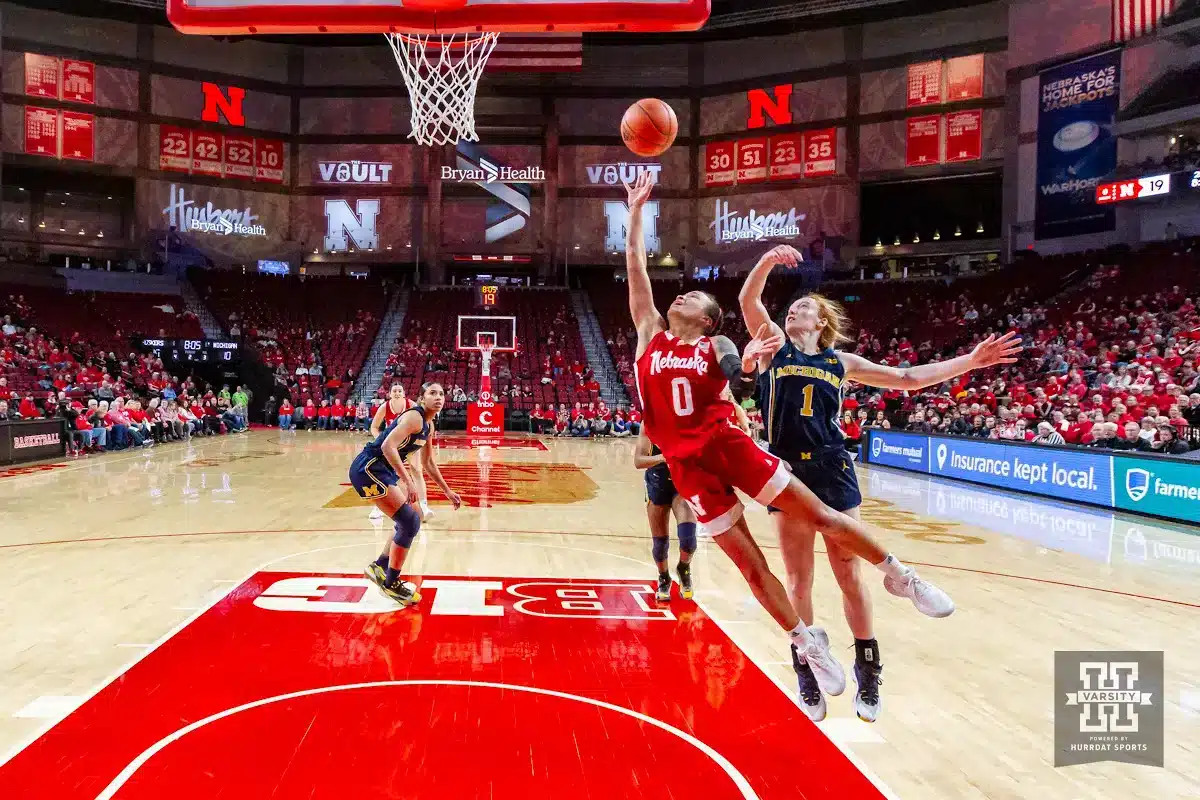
[671,376,694,416]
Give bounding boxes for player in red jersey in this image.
[370,383,430,521]
[624,171,955,704]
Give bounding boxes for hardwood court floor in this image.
[0,430,1197,798]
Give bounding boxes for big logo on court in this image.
[325,462,598,508]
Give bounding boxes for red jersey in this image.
[383,397,414,426]
[636,330,735,460]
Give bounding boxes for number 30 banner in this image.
[704,141,736,187]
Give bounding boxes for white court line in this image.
[695,597,900,800]
[114,643,152,649]
[12,696,83,720]
[0,569,254,768]
[93,681,762,800]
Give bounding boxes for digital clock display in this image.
[139,338,240,364]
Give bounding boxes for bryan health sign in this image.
[865,430,1200,525]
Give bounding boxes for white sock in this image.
[875,554,912,580]
[788,622,814,648]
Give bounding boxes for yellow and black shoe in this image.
[654,572,672,603]
[677,562,694,600]
[380,578,421,607]
[365,562,387,587]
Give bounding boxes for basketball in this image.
[621,98,678,157]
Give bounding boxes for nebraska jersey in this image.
[383,397,415,426]
[636,330,736,460]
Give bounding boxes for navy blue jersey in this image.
[360,406,431,464]
[757,342,847,461]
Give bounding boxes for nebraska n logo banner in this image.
[455,140,532,243]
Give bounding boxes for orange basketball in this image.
[621,99,678,158]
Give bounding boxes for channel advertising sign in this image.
[864,430,1200,526]
[1035,50,1121,240]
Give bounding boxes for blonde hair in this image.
[805,293,852,350]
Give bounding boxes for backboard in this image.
[166,0,711,35]
[457,315,517,353]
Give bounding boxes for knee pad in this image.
[391,503,422,548]
[652,536,670,563]
[677,522,698,555]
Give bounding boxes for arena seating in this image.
[377,287,598,411]
[189,269,386,403]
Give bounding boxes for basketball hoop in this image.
[478,333,497,373]
[385,31,499,146]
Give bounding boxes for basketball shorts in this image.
[644,463,678,506]
[768,450,862,514]
[348,451,399,500]
[665,424,790,536]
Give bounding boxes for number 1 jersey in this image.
[635,329,737,460]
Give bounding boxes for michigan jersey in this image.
[362,406,430,464]
[758,342,846,461]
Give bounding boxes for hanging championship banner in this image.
[1035,50,1121,240]
[24,107,58,157]
[160,125,192,172]
[256,139,284,183]
[62,60,95,104]
[907,61,942,107]
[24,54,59,99]
[60,112,94,161]
[704,141,736,187]
[736,138,768,184]
[768,133,803,180]
[802,129,837,177]
[191,131,224,176]
[905,115,942,166]
[945,110,983,163]
[945,55,984,102]
[223,135,256,180]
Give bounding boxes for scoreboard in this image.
[139,338,240,364]
[476,284,499,309]
[1095,169,1200,205]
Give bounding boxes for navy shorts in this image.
[644,463,678,507]
[348,451,399,500]
[769,450,862,513]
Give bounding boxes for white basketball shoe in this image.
[884,570,955,618]
[369,507,384,521]
[790,626,846,698]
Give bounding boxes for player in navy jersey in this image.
[634,428,697,602]
[351,382,462,606]
[624,172,965,712]
[740,245,1022,722]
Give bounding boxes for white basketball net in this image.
[385,32,499,146]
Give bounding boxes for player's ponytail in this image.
[807,293,851,350]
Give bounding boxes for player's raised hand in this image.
[968,331,1023,369]
[742,323,784,370]
[758,244,803,269]
[623,170,655,209]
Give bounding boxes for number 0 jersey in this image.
[635,329,736,460]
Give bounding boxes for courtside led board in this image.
[167,0,711,34]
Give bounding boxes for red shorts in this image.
[665,425,790,536]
